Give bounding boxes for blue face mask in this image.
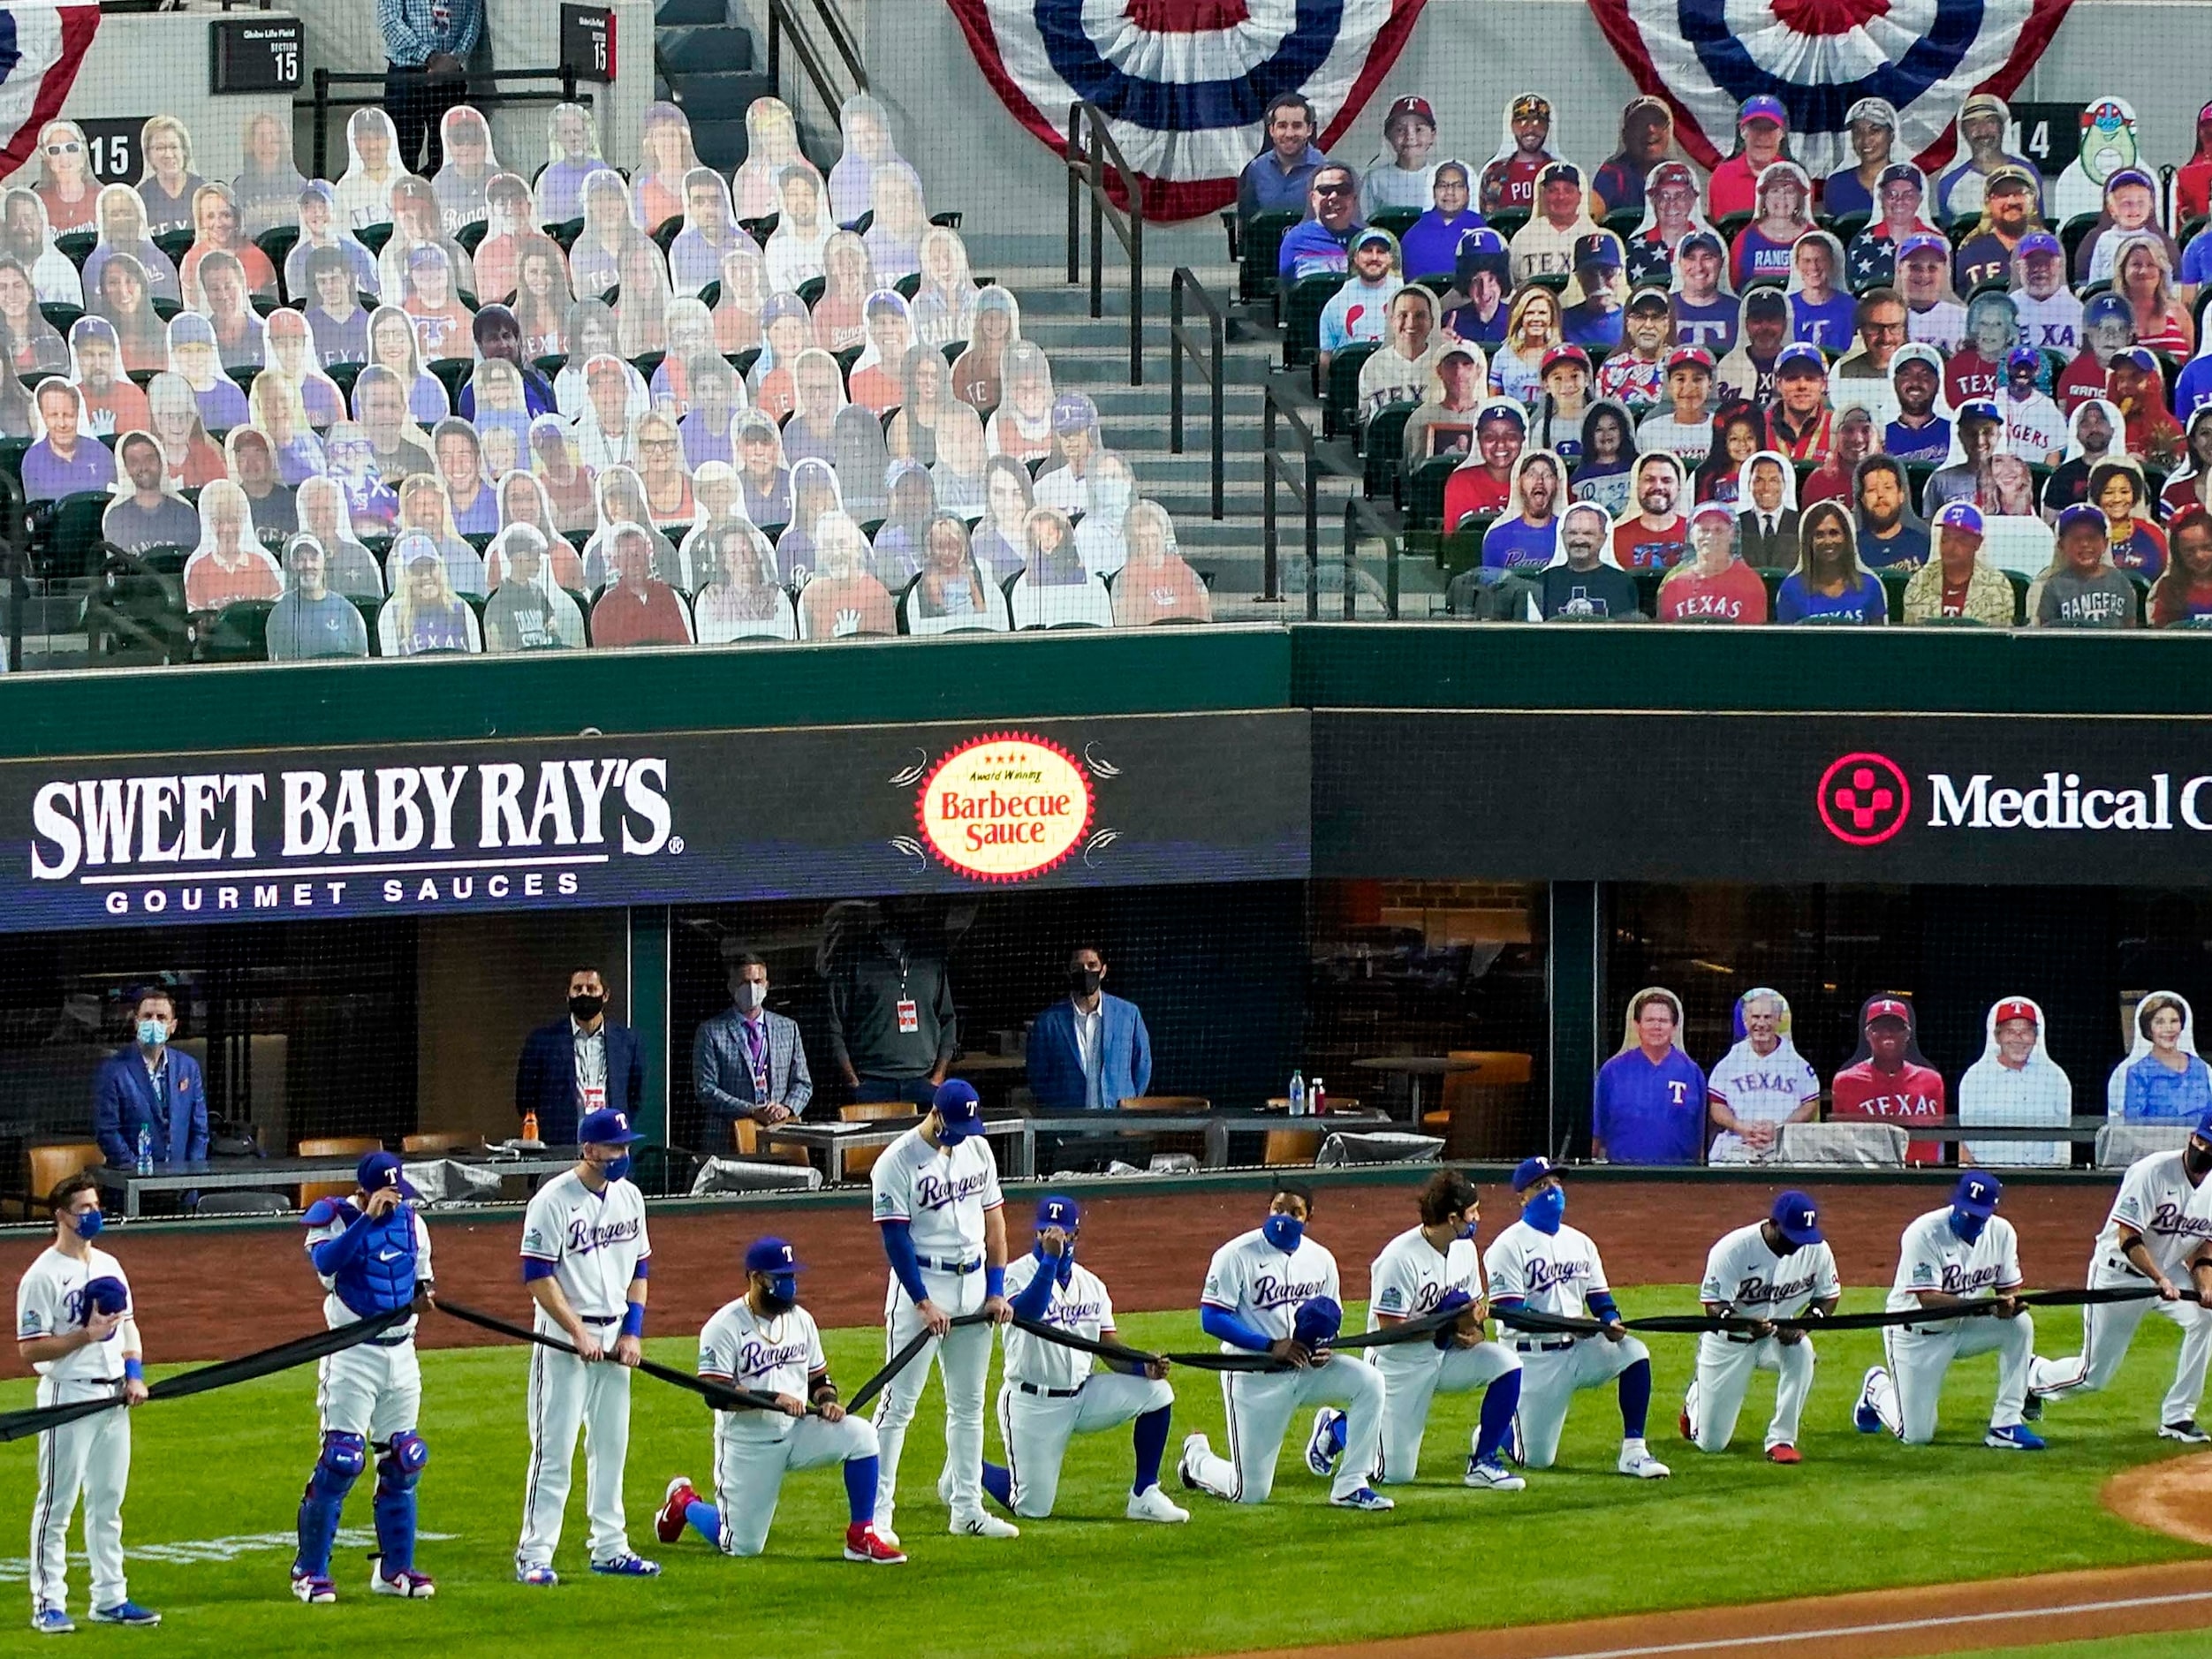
[1950,1208,1987,1245]
[1261,1212,1304,1254]
[765,1272,799,1309]
[1524,1186,1566,1235]
[135,1019,167,1048]
[602,1153,632,1183]
[72,1208,103,1241]
[1455,1216,1479,1242]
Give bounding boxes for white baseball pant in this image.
[1867,1314,2034,1443]
[873,1264,989,1533]
[318,1338,420,1440]
[517,1330,633,1569]
[708,1413,879,1557]
[1186,1358,1383,1504]
[1684,1332,1814,1453]
[1511,1334,1649,1469]
[29,1378,129,1617]
[2028,1256,2212,1428]
[1370,1342,1519,1484]
[994,1372,1171,1518]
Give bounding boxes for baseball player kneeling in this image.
[1178,1180,1393,1511]
[1307,1170,1526,1491]
[1856,1172,2042,1450]
[656,1237,905,1564]
[1487,1159,1670,1478]
[1679,1190,1838,1463]
[975,1195,1186,1524]
[293,1152,436,1605]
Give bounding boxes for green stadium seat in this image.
[797,276,826,308]
[351,595,383,654]
[428,358,472,406]
[454,221,489,255]
[154,228,193,266]
[39,302,82,337]
[1281,274,1340,368]
[1602,207,1642,240]
[1237,210,1299,308]
[57,231,94,270]
[43,490,110,581]
[1488,209,1529,242]
[1438,520,1489,577]
[356,222,395,255]
[1369,207,1421,242]
[1323,342,1379,440]
[198,599,273,663]
[739,214,779,246]
[1362,400,1418,499]
[894,272,920,301]
[2058,213,2100,273]
[1408,455,1457,530]
[651,218,682,255]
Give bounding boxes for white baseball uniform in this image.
[17,1245,136,1619]
[1865,1206,2030,1443]
[1485,1218,1649,1469]
[1706,1039,1820,1163]
[1184,1228,1383,1504]
[1682,1223,1838,1452]
[1364,1226,1519,1483]
[308,1204,434,1442]
[995,1253,1170,1518]
[2028,1151,2212,1425]
[515,1170,652,1570]
[696,1297,878,1557]
[870,1125,1003,1531]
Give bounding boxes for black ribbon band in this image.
[434,1298,790,1415]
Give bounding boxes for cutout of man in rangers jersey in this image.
[1487,1159,1670,1478]
[1678,1190,1838,1463]
[2025,1108,2212,1443]
[1307,1170,1526,1491]
[1857,1172,2043,1449]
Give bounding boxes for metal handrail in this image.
[1344,496,1402,621]
[1261,383,1317,612]
[767,0,863,139]
[1064,102,1145,387]
[1170,268,1224,520]
[0,470,23,674]
[301,68,586,182]
[806,0,867,93]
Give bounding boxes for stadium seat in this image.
[837,1101,912,1178]
[1323,342,1379,439]
[1282,274,1341,368]
[1237,209,1299,308]
[192,1191,289,1216]
[401,1133,478,1153]
[1407,455,1458,530]
[43,491,110,581]
[1362,400,1419,498]
[1370,207,1421,242]
[199,599,273,663]
[731,1117,810,1168]
[23,1142,102,1216]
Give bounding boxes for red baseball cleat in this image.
[1766,1443,1801,1465]
[656,1476,699,1545]
[844,1523,906,1564]
[1677,1408,1693,1442]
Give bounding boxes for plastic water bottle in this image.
[1288,1070,1307,1117]
[1311,1077,1328,1117]
[135,1125,152,1175]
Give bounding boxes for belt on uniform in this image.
[1016,1381,1084,1398]
[367,1332,413,1348]
[1512,1338,1576,1353]
[920,1257,981,1275]
[579,1314,620,1326]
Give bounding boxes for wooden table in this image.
[91,1147,583,1216]
[1351,1056,1483,1123]
[757,1117,1033,1184]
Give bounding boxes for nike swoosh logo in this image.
[376,1250,403,1262]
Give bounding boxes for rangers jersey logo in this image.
[1932,1261,2004,1294]
[913,1169,994,1212]
[564,1214,643,1254]
[736,1337,813,1379]
[1248,1272,1331,1310]
[1526,1256,1592,1296]
[1731,1270,1823,1307]
[2148,1202,2212,1243]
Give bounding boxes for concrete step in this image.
[656,22,755,73]
[666,70,776,126]
[1046,348,1275,389]
[655,0,728,25]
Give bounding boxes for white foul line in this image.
[1523,1588,2212,1659]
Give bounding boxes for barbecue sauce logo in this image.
[917,734,1093,882]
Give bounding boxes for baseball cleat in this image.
[1617,1442,1671,1479]
[1985,1423,2046,1451]
[88,1601,161,1626]
[1125,1483,1190,1523]
[589,1554,661,1577]
[1178,1432,1208,1491]
[844,1523,906,1564]
[2161,1420,2210,1444]
[514,1564,558,1587]
[1465,1456,1526,1491]
[31,1607,74,1634]
[1854,1366,1886,1434]
[1305,1407,1343,1477]
[1678,1380,1698,1442]
[1766,1443,1802,1465]
[291,1572,337,1605]
[950,1510,1019,1539]
[2021,1389,2044,1421]
[657,1475,700,1544]
[1328,1485,1394,1511]
[369,1561,435,1599]
[874,1523,901,1551]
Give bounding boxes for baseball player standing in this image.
[16,1173,157,1634]
[979,1194,1186,1523]
[870,1079,1017,1543]
[293,1151,436,1604]
[655,1237,905,1563]
[1485,1159,1670,1477]
[2025,1108,2212,1442]
[1856,1172,2042,1449]
[1178,1179,1394,1511]
[1678,1190,1838,1462]
[1306,1170,1526,1490]
[515,1106,659,1585]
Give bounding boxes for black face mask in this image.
[569,994,606,1021]
[2187,1140,2212,1179]
[1069,967,1102,997]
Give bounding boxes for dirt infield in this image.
[0,1173,2117,1373]
[2105,1450,2212,1548]
[1244,1564,2212,1659]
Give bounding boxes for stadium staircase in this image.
[652,0,775,173]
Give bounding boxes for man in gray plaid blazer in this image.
[693,951,814,1148]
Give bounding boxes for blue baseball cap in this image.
[2006,345,2042,372]
[1510,1156,1557,1193]
[2084,292,2132,326]
[2017,229,2062,259]
[1770,1189,1823,1247]
[1877,162,1924,190]
[1739,95,1786,126]
[1036,1193,1081,1231]
[932,1078,983,1140]
[1935,500,1984,536]
[1896,231,1949,262]
[1676,229,1725,261]
[577,1107,642,1146]
[2057,502,2105,537]
[1952,1171,2003,1217]
[2107,165,2156,194]
[1775,341,1826,375]
[1455,225,1508,261]
[356,1150,419,1200]
[744,1236,805,1275]
[2194,1108,2212,1140]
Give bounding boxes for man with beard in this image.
[1480,94,1558,215]
[1855,456,1929,567]
[1936,94,2041,225]
[1883,345,1951,464]
[2001,346,2068,465]
[2011,231,2082,354]
[1610,452,1688,572]
[1541,500,1640,620]
[1593,97,1675,218]
[102,431,198,553]
[1480,450,1562,570]
[1599,289,1674,413]
[1715,289,1787,410]
[1954,166,2042,293]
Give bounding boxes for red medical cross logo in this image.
[1816,752,1912,846]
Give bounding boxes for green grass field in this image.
[3,1287,2205,1657]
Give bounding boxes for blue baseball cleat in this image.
[1853,1366,1884,1434]
[1985,1423,2046,1451]
[589,1554,661,1577]
[31,1606,73,1635]
[1304,1407,1343,1477]
[88,1602,160,1626]
[515,1564,558,1587]
[1328,1485,1395,1511]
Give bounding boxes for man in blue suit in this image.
[92,987,208,1167]
[514,966,645,1147]
[1026,947,1153,1112]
